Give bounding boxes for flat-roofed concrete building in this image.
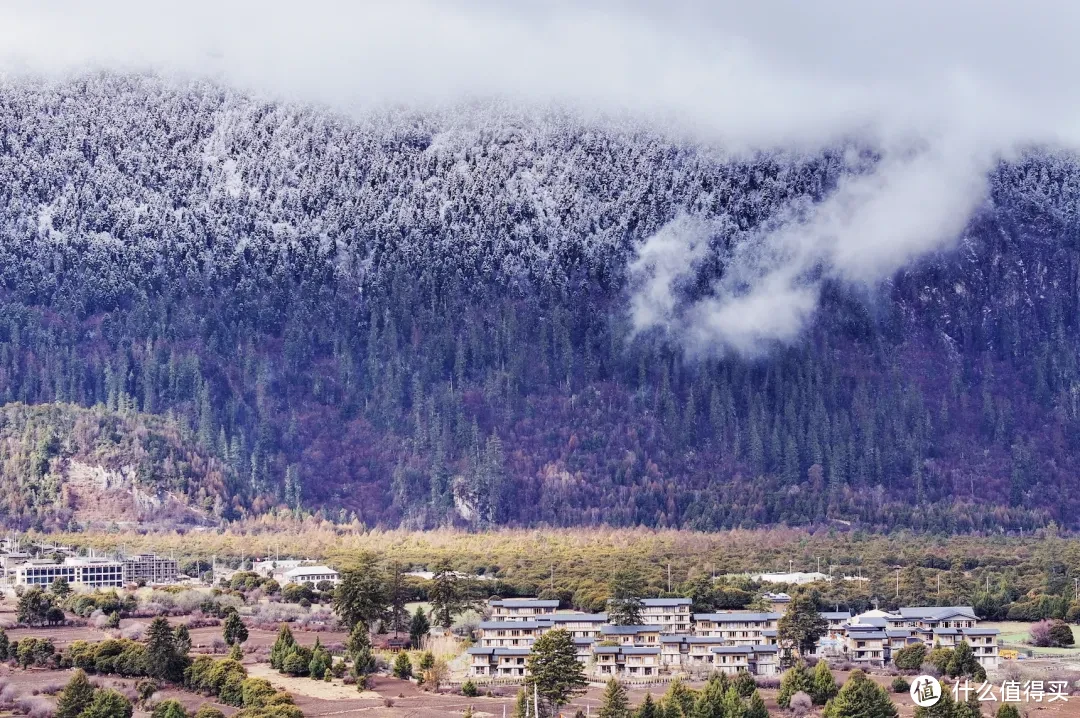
[17,557,123,589]
[121,554,179,585]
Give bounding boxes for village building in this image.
[16,557,124,589]
[489,598,560,621]
[536,612,607,638]
[600,624,662,647]
[710,645,780,676]
[121,554,179,585]
[281,565,340,586]
[692,612,782,644]
[477,620,546,648]
[640,597,693,634]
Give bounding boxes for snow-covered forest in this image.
[1,72,1080,531]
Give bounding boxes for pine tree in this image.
[409,605,431,648]
[79,689,134,718]
[692,674,726,718]
[348,624,376,676]
[733,669,757,698]
[777,595,828,662]
[223,610,248,646]
[812,659,838,705]
[659,678,695,718]
[777,661,813,709]
[145,616,184,681]
[607,568,645,626]
[744,691,768,718]
[527,629,587,717]
[55,669,95,718]
[635,693,658,718]
[270,624,297,670]
[598,679,630,718]
[392,651,412,679]
[823,670,898,718]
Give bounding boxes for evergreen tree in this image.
[635,694,659,718]
[812,659,838,705]
[79,689,134,718]
[511,688,530,718]
[777,661,813,709]
[659,678,695,718]
[173,625,191,656]
[744,691,768,718]
[392,651,412,679]
[527,629,587,717]
[995,704,1021,718]
[270,624,297,670]
[720,687,745,718]
[777,595,828,662]
[607,568,646,626]
[145,616,185,682]
[334,555,387,631]
[692,674,726,718]
[386,561,409,635]
[429,559,477,629]
[822,670,898,718]
[598,679,630,718]
[348,624,376,677]
[732,669,757,698]
[223,610,248,646]
[55,669,95,718]
[409,605,431,648]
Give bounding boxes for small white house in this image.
[282,565,340,586]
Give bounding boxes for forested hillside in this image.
[0,403,219,529]
[1,73,1079,531]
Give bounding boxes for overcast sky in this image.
[2,0,1079,148]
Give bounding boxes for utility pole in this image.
[667,562,672,593]
[789,560,793,574]
[895,567,900,598]
[1074,577,1078,602]
[550,564,555,593]
[936,573,940,598]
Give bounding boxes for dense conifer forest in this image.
[2,73,1080,532]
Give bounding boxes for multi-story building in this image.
[693,612,782,644]
[843,621,888,666]
[477,621,546,648]
[489,599,560,621]
[640,598,693,634]
[660,635,731,668]
[467,647,531,677]
[930,627,1000,669]
[16,557,124,589]
[600,624,662,647]
[709,645,780,676]
[121,554,179,585]
[592,645,661,678]
[537,613,607,639]
[849,606,998,669]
